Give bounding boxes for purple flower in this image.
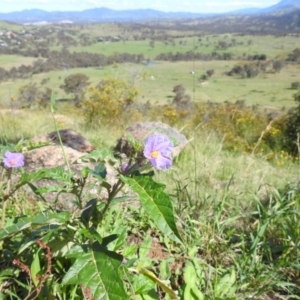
[143,134,173,170]
[3,151,25,168]
[121,162,129,172]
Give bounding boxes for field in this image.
[0,19,300,299]
[0,27,299,109]
[64,34,300,58]
[0,59,298,109]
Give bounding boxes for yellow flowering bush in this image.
[82,77,139,128]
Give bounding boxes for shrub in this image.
[291,81,300,89]
[82,77,138,128]
[282,90,300,155]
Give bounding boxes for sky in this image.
[0,0,281,14]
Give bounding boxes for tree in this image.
[149,39,155,48]
[172,84,185,104]
[18,83,40,108]
[60,73,90,106]
[206,69,214,77]
[172,84,193,112]
[17,84,51,108]
[38,87,52,108]
[291,81,300,89]
[273,60,285,73]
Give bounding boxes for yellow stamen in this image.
[10,160,16,165]
[150,151,160,158]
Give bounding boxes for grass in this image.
[0,60,298,110]
[0,26,299,110]
[1,108,300,298]
[0,55,37,70]
[0,21,300,299]
[50,33,300,60]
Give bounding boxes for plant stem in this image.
[1,168,12,228]
[99,179,124,222]
[49,91,72,175]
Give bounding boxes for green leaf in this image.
[160,260,171,280]
[110,196,139,206]
[102,234,119,247]
[139,235,152,259]
[133,274,156,295]
[183,262,204,300]
[90,163,107,180]
[0,211,71,240]
[136,291,159,300]
[75,149,115,163]
[26,182,48,201]
[62,243,127,300]
[121,175,182,244]
[20,167,72,185]
[81,198,99,224]
[137,266,179,300]
[122,244,138,257]
[111,227,127,252]
[214,270,236,298]
[50,90,56,113]
[30,251,41,287]
[125,134,143,152]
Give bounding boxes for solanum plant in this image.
[0,129,183,299]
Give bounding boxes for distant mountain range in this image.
[230,0,300,14]
[0,0,299,24]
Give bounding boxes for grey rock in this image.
[22,130,103,211]
[30,128,95,153]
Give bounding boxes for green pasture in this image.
[0,55,37,69]
[0,27,299,110]
[1,59,298,110]
[52,33,300,61]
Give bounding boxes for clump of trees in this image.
[17,83,52,108]
[0,49,146,83]
[287,48,300,62]
[226,64,259,78]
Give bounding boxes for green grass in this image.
[0,55,37,69]
[52,33,300,61]
[1,111,299,298]
[1,29,300,110]
[2,60,297,110]
[1,23,300,299]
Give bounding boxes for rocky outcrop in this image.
[30,129,94,153]
[23,129,98,211]
[22,124,188,211]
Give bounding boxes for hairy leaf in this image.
[0,211,71,239]
[121,175,182,244]
[20,167,72,184]
[62,243,127,300]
